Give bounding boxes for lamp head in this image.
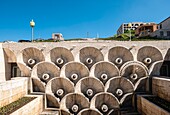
[30,19,35,27]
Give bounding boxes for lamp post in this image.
[128,23,132,41]
[30,19,35,42]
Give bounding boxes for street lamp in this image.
[128,23,132,41]
[30,19,35,42]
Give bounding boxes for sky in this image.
[0,0,170,41]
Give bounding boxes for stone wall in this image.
[137,95,170,115]
[0,41,170,114]
[0,77,28,107]
[0,43,6,82]
[2,41,170,80]
[10,95,43,115]
[2,41,170,57]
[152,77,170,102]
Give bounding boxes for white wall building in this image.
[117,22,146,35]
[52,33,64,41]
[150,17,170,39]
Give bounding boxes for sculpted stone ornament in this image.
[79,47,104,69]
[56,89,64,96]
[105,77,134,104]
[56,58,64,65]
[50,47,74,68]
[130,73,138,80]
[71,73,79,81]
[45,77,74,101]
[86,89,93,97]
[143,58,152,64]
[101,104,109,113]
[60,62,89,85]
[22,47,45,68]
[31,61,60,86]
[120,61,149,90]
[75,77,104,100]
[90,61,119,85]
[42,73,50,81]
[115,58,123,65]
[31,77,45,93]
[60,93,89,114]
[72,104,79,113]
[28,58,36,66]
[86,58,93,64]
[108,46,133,68]
[100,74,108,81]
[45,93,60,109]
[91,92,119,114]
[137,46,163,69]
[77,109,102,115]
[116,89,123,97]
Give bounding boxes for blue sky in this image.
[0,0,170,41]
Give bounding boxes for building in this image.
[117,22,146,35]
[52,33,64,41]
[135,23,158,37]
[150,16,170,39]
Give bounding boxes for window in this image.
[160,65,168,76]
[11,63,21,77]
[160,61,170,77]
[160,24,162,29]
[160,31,164,36]
[135,24,139,26]
[167,31,170,36]
[124,24,128,26]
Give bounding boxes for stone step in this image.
[40,110,59,115]
[121,110,141,115]
[40,110,141,115]
[120,107,141,115]
[121,112,141,115]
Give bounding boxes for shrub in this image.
[0,97,36,115]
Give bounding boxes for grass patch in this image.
[65,38,87,41]
[145,96,170,112]
[97,36,170,41]
[0,97,36,115]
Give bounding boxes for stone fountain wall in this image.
[0,41,170,114]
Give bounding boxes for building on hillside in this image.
[52,33,64,41]
[117,22,147,35]
[135,23,158,37]
[150,17,170,39]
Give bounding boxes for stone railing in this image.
[0,77,28,107]
[10,95,43,115]
[137,95,169,115]
[152,77,170,102]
